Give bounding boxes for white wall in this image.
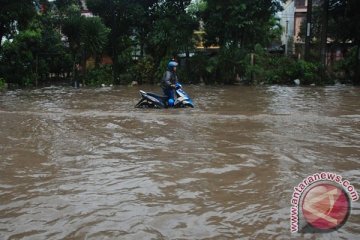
[280,0,295,46]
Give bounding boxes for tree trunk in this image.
[95,53,100,67]
[140,41,145,59]
[72,54,78,88]
[320,0,329,81]
[185,46,190,83]
[35,54,39,87]
[81,49,87,86]
[111,1,119,84]
[304,0,313,61]
[320,0,329,66]
[355,43,360,85]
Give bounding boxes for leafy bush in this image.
[130,56,156,84]
[187,54,210,84]
[186,47,246,84]
[0,78,6,90]
[333,46,358,84]
[0,29,41,87]
[243,44,322,85]
[215,47,247,84]
[118,73,133,85]
[84,66,113,86]
[296,60,323,84]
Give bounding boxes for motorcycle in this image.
[135,83,194,108]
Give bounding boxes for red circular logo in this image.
[301,183,350,230]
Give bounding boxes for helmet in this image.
[167,61,178,70]
[168,98,174,107]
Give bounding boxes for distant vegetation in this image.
[0,0,358,88]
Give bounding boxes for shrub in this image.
[333,46,358,84]
[130,56,156,84]
[0,78,6,90]
[243,44,322,85]
[84,65,113,86]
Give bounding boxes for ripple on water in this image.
[0,86,359,239]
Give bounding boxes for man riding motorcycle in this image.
[161,61,179,107]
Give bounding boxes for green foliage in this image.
[84,65,113,86]
[0,0,36,45]
[0,12,73,87]
[61,11,109,57]
[243,44,322,85]
[87,0,151,83]
[0,0,357,87]
[327,0,360,44]
[146,1,198,67]
[187,0,207,18]
[186,47,247,84]
[54,0,79,12]
[61,9,110,83]
[62,12,83,56]
[333,46,358,83]
[130,56,156,84]
[0,78,6,90]
[187,54,210,84]
[298,0,360,84]
[81,17,110,56]
[0,29,41,86]
[202,0,283,48]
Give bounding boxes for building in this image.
[280,0,322,55]
[79,0,93,17]
[294,0,307,43]
[279,0,347,65]
[279,1,295,54]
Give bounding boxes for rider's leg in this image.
[162,87,175,106]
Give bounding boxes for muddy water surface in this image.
[0,85,359,239]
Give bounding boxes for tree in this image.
[0,29,41,86]
[128,0,158,58]
[198,0,284,84]
[202,0,284,48]
[81,17,110,66]
[0,11,72,87]
[328,0,360,84]
[86,0,136,83]
[148,0,198,60]
[86,0,198,82]
[187,0,207,18]
[0,0,36,51]
[145,0,198,82]
[299,0,360,84]
[61,8,109,84]
[54,0,79,13]
[62,11,83,79]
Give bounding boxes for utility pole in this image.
[304,0,313,61]
[110,0,118,84]
[285,20,289,56]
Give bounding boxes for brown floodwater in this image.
[0,85,359,239]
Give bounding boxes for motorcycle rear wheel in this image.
[136,102,152,108]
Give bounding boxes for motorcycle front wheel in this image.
[183,103,194,108]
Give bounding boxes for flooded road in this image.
[0,85,359,239]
